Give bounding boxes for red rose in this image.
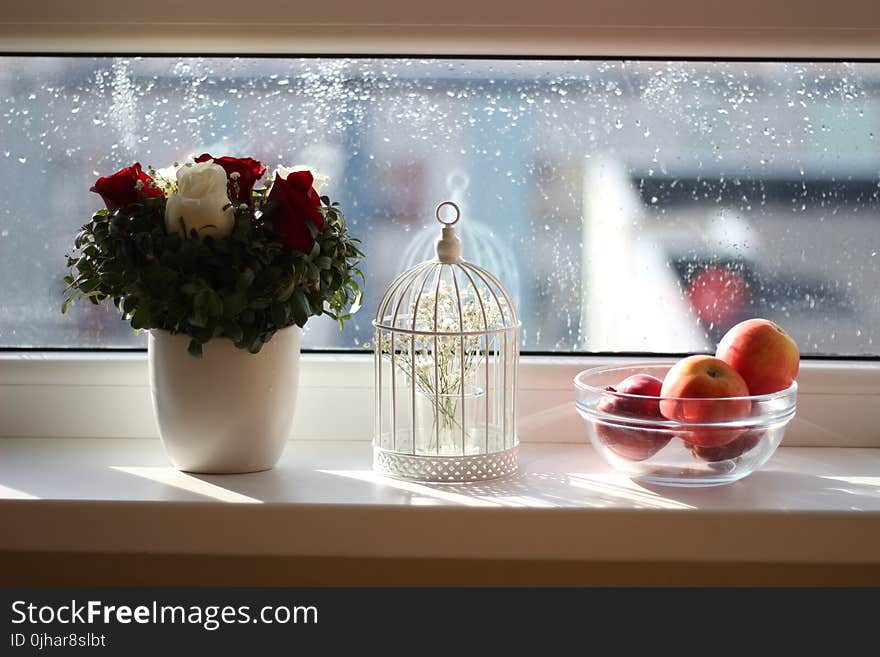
[266,170,325,252]
[90,163,164,211]
[194,153,266,205]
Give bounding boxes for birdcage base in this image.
[373,445,519,483]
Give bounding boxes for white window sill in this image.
[2,353,879,566]
[1,437,879,564]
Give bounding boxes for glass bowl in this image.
[574,363,797,487]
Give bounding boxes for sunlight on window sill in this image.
[110,466,263,504]
[317,469,695,509]
[0,483,37,500]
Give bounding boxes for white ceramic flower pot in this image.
[148,326,301,473]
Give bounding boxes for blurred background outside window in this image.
[0,57,877,355]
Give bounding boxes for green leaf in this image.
[187,339,204,358]
[220,290,247,317]
[191,294,208,327]
[221,319,243,343]
[291,290,309,326]
[305,219,319,239]
[239,323,257,350]
[166,301,188,328]
[236,268,255,291]
[271,301,287,327]
[205,289,223,318]
[130,306,150,330]
[276,276,296,302]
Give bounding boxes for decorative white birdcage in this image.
[373,201,520,483]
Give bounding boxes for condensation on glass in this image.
[0,57,878,355]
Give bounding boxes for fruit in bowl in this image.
[686,429,764,462]
[602,374,664,416]
[573,317,799,487]
[659,355,751,447]
[716,318,800,395]
[594,374,670,461]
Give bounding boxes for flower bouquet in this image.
[63,154,363,472]
[64,155,363,355]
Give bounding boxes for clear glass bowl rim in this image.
[573,362,798,403]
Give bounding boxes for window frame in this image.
[0,352,878,447]
[2,1,880,59]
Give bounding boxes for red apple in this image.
[660,355,751,447]
[594,374,670,461]
[716,318,800,395]
[687,429,764,462]
[599,374,663,417]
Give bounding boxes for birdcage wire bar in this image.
[373,202,520,483]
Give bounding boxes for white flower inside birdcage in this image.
[373,201,521,483]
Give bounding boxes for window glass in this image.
[1,57,878,354]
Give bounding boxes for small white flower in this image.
[152,163,181,195]
[238,203,248,210]
[230,171,241,180]
[134,179,144,191]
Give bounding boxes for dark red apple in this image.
[599,374,663,417]
[594,374,670,461]
[687,430,764,462]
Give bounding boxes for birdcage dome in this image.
[372,201,521,483]
[374,256,519,337]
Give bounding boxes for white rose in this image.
[274,164,330,194]
[164,160,234,239]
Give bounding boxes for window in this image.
[1,56,878,355]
